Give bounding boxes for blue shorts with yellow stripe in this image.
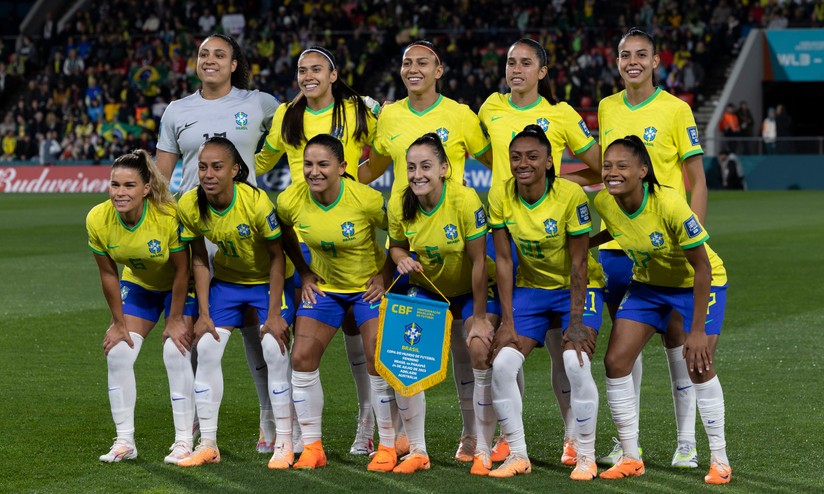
[599,249,634,305]
[512,286,603,347]
[297,291,379,329]
[616,282,727,335]
[120,280,198,322]
[209,278,296,328]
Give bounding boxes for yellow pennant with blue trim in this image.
[375,273,453,397]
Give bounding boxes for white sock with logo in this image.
[451,322,476,437]
[695,376,729,465]
[563,350,598,460]
[240,325,275,444]
[631,352,643,440]
[107,333,144,445]
[547,333,574,440]
[666,345,697,446]
[606,374,639,459]
[344,332,374,433]
[193,328,231,442]
[261,332,292,450]
[369,374,396,448]
[492,346,527,456]
[291,369,323,445]
[163,338,194,445]
[472,368,494,454]
[396,392,427,454]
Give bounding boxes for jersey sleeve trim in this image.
[473,143,491,157]
[682,234,709,250]
[179,234,200,242]
[466,230,488,241]
[264,231,282,241]
[680,149,704,161]
[568,225,593,236]
[169,246,187,253]
[573,139,596,155]
[88,245,107,255]
[489,221,506,229]
[263,139,280,153]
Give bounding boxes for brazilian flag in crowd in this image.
[101,121,144,142]
[130,65,169,97]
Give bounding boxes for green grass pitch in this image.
[1,190,822,493]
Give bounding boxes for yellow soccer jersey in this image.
[86,200,185,292]
[178,183,293,284]
[373,94,491,196]
[257,98,378,182]
[479,93,596,189]
[277,179,386,293]
[387,182,490,297]
[593,185,726,288]
[488,177,593,290]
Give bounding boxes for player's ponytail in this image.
[196,136,256,223]
[111,149,176,215]
[509,124,555,198]
[283,46,374,148]
[511,38,558,105]
[204,33,250,90]
[402,133,451,221]
[605,135,660,191]
[304,133,356,181]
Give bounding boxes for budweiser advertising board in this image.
[0,166,111,193]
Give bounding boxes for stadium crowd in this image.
[4,0,819,164]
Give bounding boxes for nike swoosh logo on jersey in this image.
[491,116,504,121]
[184,121,198,129]
[390,134,402,141]
[404,230,417,236]
[298,224,311,229]
[604,128,614,136]
[107,245,119,249]
[612,232,621,237]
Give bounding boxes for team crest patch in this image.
[643,126,658,143]
[404,322,423,346]
[237,224,252,238]
[576,203,591,225]
[341,221,355,238]
[544,218,558,236]
[266,209,279,230]
[436,127,449,142]
[301,300,313,309]
[444,223,458,240]
[649,231,665,248]
[474,207,487,228]
[147,239,161,254]
[120,285,130,301]
[537,117,549,131]
[578,119,592,138]
[687,126,700,146]
[683,215,703,238]
[234,111,248,129]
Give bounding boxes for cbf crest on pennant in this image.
[376,274,454,397]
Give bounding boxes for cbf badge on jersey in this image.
[375,278,454,397]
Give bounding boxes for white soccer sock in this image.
[472,368,495,454]
[240,325,275,443]
[193,328,231,442]
[631,351,643,438]
[261,332,292,449]
[292,369,324,445]
[695,376,729,465]
[451,322,476,437]
[397,392,427,454]
[666,345,697,445]
[369,374,396,447]
[163,338,194,445]
[106,333,144,445]
[492,347,527,456]
[344,332,374,433]
[605,374,639,459]
[547,332,574,439]
[563,350,599,459]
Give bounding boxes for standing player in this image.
[155,33,282,453]
[487,126,601,480]
[359,40,493,462]
[596,28,708,468]
[88,150,197,464]
[386,133,499,474]
[273,134,393,470]
[478,37,601,465]
[175,137,295,468]
[255,46,379,455]
[594,136,730,485]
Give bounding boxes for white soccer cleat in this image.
[598,437,642,466]
[99,438,137,463]
[671,443,698,468]
[164,440,193,465]
[349,422,375,455]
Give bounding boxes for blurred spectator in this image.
[719,103,741,152]
[39,130,61,164]
[761,106,777,154]
[737,100,755,153]
[718,149,746,190]
[1,130,16,161]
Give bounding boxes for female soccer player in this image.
[487,125,601,480]
[88,150,197,464]
[478,37,601,465]
[255,46,379,454]
[175,137,295,468]
[385,133,499,474]
[594,136,730,485]
[273,134,393,470]
[359,40,493,462]
[156,33,281,453]
[596,28,708,468]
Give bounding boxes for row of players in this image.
[87,30,730,484]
